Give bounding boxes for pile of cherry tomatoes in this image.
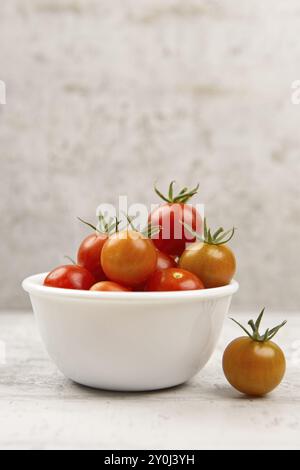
[44,182,236,292]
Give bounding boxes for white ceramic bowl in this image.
[22,273,239,392]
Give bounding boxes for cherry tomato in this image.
[149,182,202,256]
[132,284,147,291]
[77,233,107,281]
[131,252,176,292]
[101,230,158,288]
[223,310,287,396]
[146,268,204,292]
[180,242,236,288]
[90,281,131,292]
[131,251,177,291]
[179,221,236,288]
[44,265,95,290]
[223,338,286,396]
[156,250,177,270]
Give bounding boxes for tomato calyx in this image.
[125,214,161,239]
[183,218,235,246]
[154,181,200,204]
[78,213,121,236]
[230,308,287,343]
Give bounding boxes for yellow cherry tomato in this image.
[223,309,287,396]
[179,241,236,288]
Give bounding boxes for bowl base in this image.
[70,378,189,393]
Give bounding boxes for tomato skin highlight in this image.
[101,230,158,288]
[44,265,95,290]
[156,250,177,270]
[179,242,236,288]
[149,203,202,256]
[223,337,286,396]
[146,267,204,292]
[90,281,131,292]
[77,233,107,281]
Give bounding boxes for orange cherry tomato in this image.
[223,337,286,396]
[101,230,157,288]
[223,310,287,396]
[180,242,236,288]
[90,281,131,292]
[179,220,236,288]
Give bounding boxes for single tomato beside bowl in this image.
[223,309,287,396]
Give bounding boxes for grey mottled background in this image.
[0,0,300,311]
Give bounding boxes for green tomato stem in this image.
[230,308,287,342]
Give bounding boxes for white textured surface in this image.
[1,0,300,310]
[0,311,299,450]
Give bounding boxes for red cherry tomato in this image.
[44,265,95,290]
[146,268,204,292]
[77,233,107,281]
[149,183,202,256]
[90,281,131,292]
[101,230,158,288]
[156,250,177,270]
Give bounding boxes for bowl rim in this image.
[22,272,239,302]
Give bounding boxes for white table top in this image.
[0,311,299,450]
